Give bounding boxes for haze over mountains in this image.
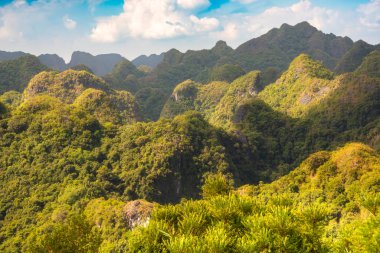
[1,22,379,78]
[0,21,379,252]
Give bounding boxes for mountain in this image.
[0,55,48,93]
[208,64,246,83]
[69,64,94,73]
[132,41,236,118]
[234,21,354,71]
[134,87,169,121]
[132,53,165,69]
[104,59,145,92]
[0,50,26,61]
[334,40,378,74]
[73,88,140,125]
[24,69,140,125]
[134,22,373,120]
[68,51,125,76]
[211,40,234,57]
[24,69,110,103]
[38,54,67,71]
[258,54,337,117]
[0,22,379,253]
[146,40,235,90]
[160,79,201,118]
[158,52,380,181]
[232,53,380,177]
[208,71,263,128]
[354,50,380,78]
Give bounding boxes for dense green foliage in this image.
[0,101,7,119]
[208,64,246,83]
[135,88,168,121]
[209,71,263,128]
[0,90,22,108]
[74,88,140,125]
[160,80,200,118]
[23,69,140,125]
[0,96,104,251]
[355,50,380,78]
[126,143,380,253]
[0,24,379,251]
[105,22,377,121]
[24,69,109,103]
[104,59,144,92]
[258,54,336,117]
[0,55,47,93]
[334,40,378,74]
[70,64,94,74]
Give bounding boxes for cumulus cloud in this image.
[212,23,239,41]
[177,0,210,9]
[232,0,257,4]
[13,0,27,8]
[358,0,380,28]
[0,0,66,41]
[190,15,219,32]
[63,15,77,30]
[90,0,219,42]
[0,0,33,40]
[244,0,340,35]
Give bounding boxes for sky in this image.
[0,0,379,62]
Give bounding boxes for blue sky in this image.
[0,0,379,61]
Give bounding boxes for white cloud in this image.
[244,0,340,35]
[177,0,210,9]
[212,23,239,41]
[63,15,77,30]
[209,0,380,50]
[0,0,67,41]
[0,0,379,63]
[13,0,27,8]
[0,0,36,40]
[358,0,380,28]
[90,0,219,42]
[190,15,219,32]
[232,0,257,4]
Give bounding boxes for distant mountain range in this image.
[132,53,165,69]
[0,21,379,96]
[1,21,379,79]
[0,51,126,76]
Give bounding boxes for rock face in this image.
[68,51,125,76]
[132,53,165,69]
[38,54,67,71]
[123,200,154,228]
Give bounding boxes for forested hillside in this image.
[0,21,379,253]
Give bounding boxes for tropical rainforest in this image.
[0,22,379,253]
